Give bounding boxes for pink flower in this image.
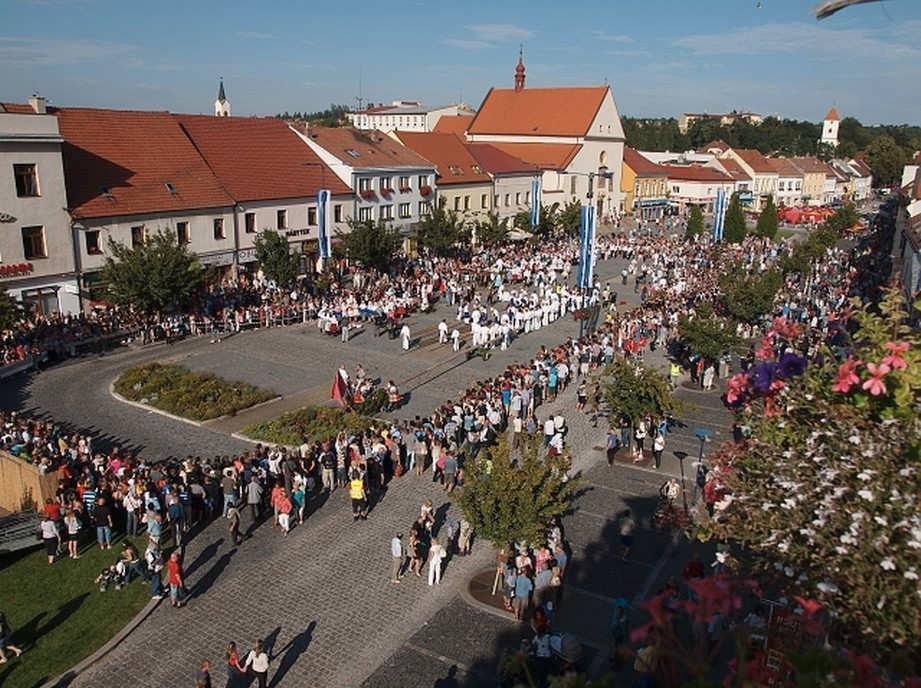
[882,341,909,370]
[725,373,748,404]
[832,358,860,394]
[769,379,786,392]
[769,316,802,341]
[862,362,890,396]
[755,336,775,361]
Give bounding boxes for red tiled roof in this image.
[847,158,872,178]
[623,147,666,176]
[659,165,731,183]
[789,156,829,175]
[468,86,608,137]
[465,143,538,175]
[484,142,581,171]
[433,115,474,135]
[824,107,840,121]
[732,148,777,174]
[176,115,350,202]
[767,157,803,177]
[395,132,492,186]
[56,108,234,219]
[0,102,39,114]
[709,157,752,182]
[696,139,731,154]
[302,127,432,169]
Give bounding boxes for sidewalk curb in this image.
[109,381,204,428]
[460,568,519,625]
[40,595,164,688]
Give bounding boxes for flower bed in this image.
[114,363,276,421]
[242,404,376,446]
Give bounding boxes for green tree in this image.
[685,204,705,239]
[459,434,577,548]
[754,195,779,240]
[601,357,682,428]
[723,192,747,243]
[826,203,859,234]
[557,200,582,237]
[339,218,401,271]
[0,288,25,331]
[254,229,300,285]
[101,231,205,315]
[474,212,509,247]
[720,266,783,324]
[864,135,909,187]
[677,302,739,361]
[416,198,467,256]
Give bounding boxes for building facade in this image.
[298,126,437,234]
[768,157,804,207]
[0,99,79,313]
[465,143,540,223]
[660,165,733,214]
[720,148,777,212]
[347,101,475,133]
[621,148,668,220]
[820,107,839,148]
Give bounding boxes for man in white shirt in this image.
[390,533,405,583]
[438,319,449,344]
[400,323,411,351]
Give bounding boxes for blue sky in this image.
[2,0,920,124]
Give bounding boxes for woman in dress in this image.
[64,509,81,559]
[40,513,60,565]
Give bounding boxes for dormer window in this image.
[345,149,360,158]
[449,165,463,176]
[165,182,177,194]
[471,165,482,174]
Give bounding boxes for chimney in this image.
[28,94,47,114]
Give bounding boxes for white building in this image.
[767,157,804,207]
[820,107,839,148]
[347,101,475,133]
[659,165,733,214]
[719,148,778,212]
[0,97,80,314]
[465,53,626,220]
[297,126,437,234]
[214,79,230,117]
[465,143,541,223]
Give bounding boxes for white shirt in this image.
[245,651,270,673]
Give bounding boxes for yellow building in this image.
[621,147,668,220]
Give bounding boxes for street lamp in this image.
[692,427,713,506]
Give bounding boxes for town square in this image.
[1,1,920,687]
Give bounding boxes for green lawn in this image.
[0,535,151,688]
[242,404,377,445]
[113,362,276,421]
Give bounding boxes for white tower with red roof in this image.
[821,106,839,148]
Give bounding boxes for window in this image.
[672,185,680,193]
[398,176,410,190]
[380,205,393,221]
[514,192,521,205]
[504,194,510,207]
[21,226,46,259]
[525,191,530,204]
[463,195,470,211]
[570,176,577,194]
[449,165,463,176]
[379,176,391,191]
[481,194,488,209]
[398,203,411,218]
[13,164,39,197]
[417,175,428,187]
[334,204,343,222]
[358,207,373,221]
[176,221,190,245]
[245,212,256,233]
[85,230,101,255]
[358,178,371,192]
[418,201,431,216]
[453,196,460,211]
[345,148,361,158]
[131,225,146,248]
[307,207,317,226]
[277,209,288,229]
[213,218,225,240]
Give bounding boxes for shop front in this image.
[1,262,80,315]
[637,198,668,221]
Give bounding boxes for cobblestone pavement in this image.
[1,250,734,687]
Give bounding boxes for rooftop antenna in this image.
[355,67,364,111]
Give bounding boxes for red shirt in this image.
[167,559,183,585]
[44,502,62,520]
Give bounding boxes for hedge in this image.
[242,405,376,446]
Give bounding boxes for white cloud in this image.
[466,24,533,42]
[675,22,921,61]
[606,49,650,58]
[0,36,135,64]
[236,31,275,40]
[593,30,633,43]
[443,38,492,51]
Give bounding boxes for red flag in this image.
[330,373,348,406]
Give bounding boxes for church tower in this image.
[514,47,526,92]
[215,79,230,117]
[820,106,839,148]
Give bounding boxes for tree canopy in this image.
[601,357,682,428]
[474,213,509,247]
[459,434,577,548]
[720,266,783,324]
[416,199,467,256]
[339,219,401,271]
[677,302,739,361]
[101,231,205,315]
[864,135,909,187]
[0,288,25,331]
[254,229,299,285]
[723,192,747,243]
[754,195,779,240]
[685,205,705,239]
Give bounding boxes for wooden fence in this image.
[0,450,58,512]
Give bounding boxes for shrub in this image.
[242,405,376,446]
[114,363,275,421]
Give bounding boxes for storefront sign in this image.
[639,198,668,207]
[284,227,313,238]
[198,251,235,267]
[237,248,257,263]
[0,262,34,278]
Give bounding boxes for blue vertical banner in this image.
[317,189,332,259]
[712,188,728,242]
[530,177,542,228]
[577,204,597,289]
